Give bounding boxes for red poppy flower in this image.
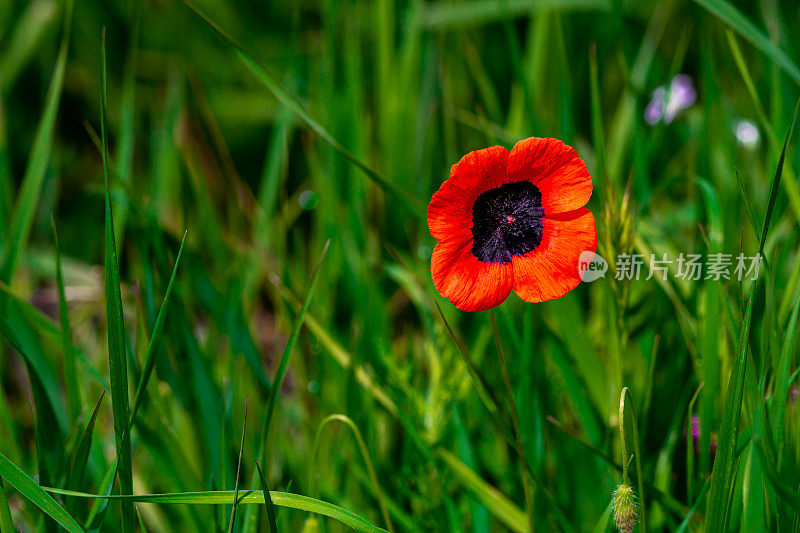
[427,137,597,312]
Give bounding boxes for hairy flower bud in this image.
[612,483,638,533]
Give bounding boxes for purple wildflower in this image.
[645,87,666,125]
[686,415,717,463]
[690,415,701,442]
[645,74,696,126]
[664,74,696,123]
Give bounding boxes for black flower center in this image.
[471,181,544,264]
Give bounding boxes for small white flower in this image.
[734,118,760,148]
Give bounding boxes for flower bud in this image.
[612,483,638,533]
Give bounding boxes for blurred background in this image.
[1,0,799,531]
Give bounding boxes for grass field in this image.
[1,0,800,531]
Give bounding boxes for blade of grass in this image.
[308,415,394,533]
[0,453,84,533]
[0,281,109,390]
[255,461,278,533]
[489,311,534,533]
[706,99,800,532]
[434,301,509,432]
[589,43,607,188]
[65,392,105,503]
[414,0,610,29]
[0,0,71,283]
[42,488,388,533]
[778,246,800,322]
[686,384,704,502]
[84,459,118,532]
[733,168,761,239]
[619,387,647,532]
[692,0,800,86]
[726,29,800,225]
[591,499,613,533]
[136,507,148,533]
[771,290,800,462]
[129,231,187,424]
[725,30,774,144]
[52,216,80,424]
[674,482,709,533]
[0,99,9,241]
[272,280,398,416]
[27,378,57,533]
[0,478,13,533]
[0,0,58,93]
[112,0,140,249]
[183,1,424,217]
[547,416,687,516]
[434,303,574,531]
[754,439,800,513]
[228,401,247,533]
[0,301,68,431]
[261,240,329,445]
[437,449,527,533]
[100,28,135,531]
[244,240,329,530]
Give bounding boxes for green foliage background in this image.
[1,0,799,531]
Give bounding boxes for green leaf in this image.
[0,281,109,390]
[84,459,118,532]
[589,43,606,188]
[771,291,800,450]
[693,0,800,86]
[260,240,329,447]
[183,1,425,217]
[434,301,510,435]
[705,99,800,531]
[100,28,135,530]
[0,0,72,283]
[309,415,394,533]
[129,231,187,424]
[686,384,704,502]
[244,240,328,530]
[43,488,387,533]
[136,507,148,533]
[66,392,104,495]
[0,453,85,533]
[0,299,68,432]
[273,282,398,416]
[52,216,80,424]
[413,0,609,30]
[228,401,247,533]
[754,440,800,513]
[437,449,527,533]
[0,0,58,93]
[255,461,278,533]
[618,387,647,532]
[733,168,761,241]
[0,478,14,533]
[590,499,613,533]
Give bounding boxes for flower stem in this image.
[619,388,629,485]
[619,387,647,532]
[491,310,535,533]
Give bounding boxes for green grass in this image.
[1,0,800,531]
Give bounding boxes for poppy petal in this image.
[431,236,514,312]
[511,208,597,303]
[506,137,592,215]
[428,146,509,241]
